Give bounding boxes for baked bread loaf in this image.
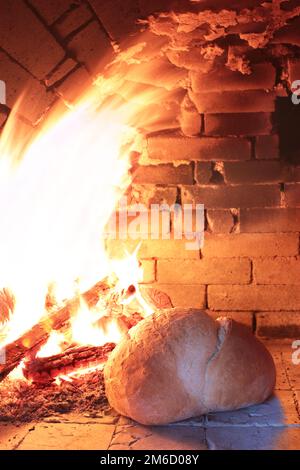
[104,308,276,425]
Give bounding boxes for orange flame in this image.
[0,37,175,380]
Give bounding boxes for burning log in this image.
[0,282,170,382]
[0,280,111,381]
[23,343,116,384]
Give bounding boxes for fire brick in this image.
[88,0,142,40]
[285,183,300,207]
[205,113,273,136]
[181,184,280,209]
[206,210,234,233]
[125,58,188,91]
[147,135,251,161]
[0,51,56,124]
[256,135,280,159]
[189,90,275,114]
[139,259,156,283]
[196,162,213,184]
[157,258,251,285]
[55,67,92,103]
[128,33,169,62]
[28,0,79,24]
[208,285,300,311]
[223,161,284,184]
[201,233,299,258]
[53,4,93,39]
[207,310,254,329]
[45,58,78,87]
[166,47,216,72]
[254,258,300,285]
[285,167,300,183]
[127,184,177,207]
[240,208,300,232]
[67,21,113,75]
[190,63,275,93]
[256,312,300,338]
[132,164,194,185]
[148,284,207,308]
[180,94,202,136]
[0,0,65,80]
[105,239,201,260]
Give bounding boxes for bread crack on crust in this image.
[206,317,231,367]
[104,308,276,425]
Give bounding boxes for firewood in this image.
[23,343,116,384]
[0,280,111,381]
[0,282,172,382]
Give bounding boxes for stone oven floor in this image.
[0,339,299,450]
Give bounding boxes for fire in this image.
[0,37,175,383]
[37,332,66,358]
[70,299,125,347]
[0,91,135,348]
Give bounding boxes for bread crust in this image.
[104,308,276,425]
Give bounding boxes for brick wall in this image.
[0,0,300,337]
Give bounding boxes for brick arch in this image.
[0,0,300,332]
[0,0,298,124]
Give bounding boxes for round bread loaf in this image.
[104,308,276,425]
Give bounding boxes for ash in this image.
[0,370,111,422]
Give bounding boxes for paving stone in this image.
[109,444,131,450]
[206,426,300,450]
[0,423,34,450]
[117,415,134,426]
[110,432,139,446]
[115,424,153,440]
[205,391,300,427]
[1,340,299,451]
[17,422,115,450]
[43,412,119,425]
[130,426,207,450]
[170,416,206,426]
